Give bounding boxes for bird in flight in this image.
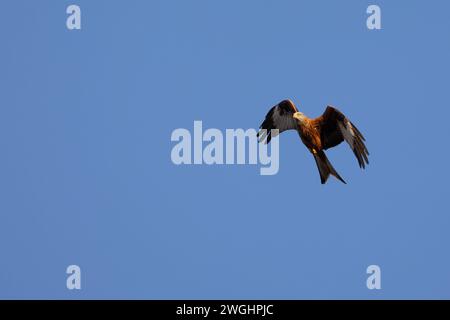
[257,99,369,184]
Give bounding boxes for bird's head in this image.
[293,112,305,122]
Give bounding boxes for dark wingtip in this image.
[335,173,347,184]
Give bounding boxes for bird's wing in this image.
[314,106,369,169]
[257,100,299,144]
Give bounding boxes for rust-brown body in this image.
[297,119,323,154]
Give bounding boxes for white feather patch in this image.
[338,121,355,149]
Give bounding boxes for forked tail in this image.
[313,151,346,184]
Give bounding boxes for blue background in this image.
[1,0,449,299]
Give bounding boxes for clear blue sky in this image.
[1,0,449,299]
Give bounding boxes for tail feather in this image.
[313,151,346,184]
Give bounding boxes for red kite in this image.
[257,99,369,184]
